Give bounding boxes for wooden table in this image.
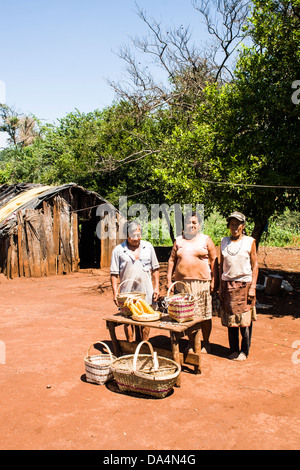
[104,312,203,386]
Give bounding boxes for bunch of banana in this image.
[124,297,157,316]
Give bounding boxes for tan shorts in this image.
[177,279,212,321]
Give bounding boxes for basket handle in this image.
[167,281,191,299]
[117,279,145,294]
[133,341,159,372]
[85,341,114,362]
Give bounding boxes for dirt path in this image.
[0,247,299,450]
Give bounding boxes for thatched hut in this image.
[0,183,125,278]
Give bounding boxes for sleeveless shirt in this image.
[221,235,254,282]
[175,233,212,280]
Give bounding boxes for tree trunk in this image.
[251,219,269,249]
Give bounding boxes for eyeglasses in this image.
[128,232,141,240]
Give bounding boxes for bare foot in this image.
[201,342,211,354]
[184,344,194,355]
[235,352,247,361]
[228,352,239,360]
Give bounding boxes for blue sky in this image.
[1,0,210,126]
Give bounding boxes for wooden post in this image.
[22,220,30,278]
[57,255,63,275]
[42,201,57,275]
[100,206,117,268]
[193,329,202,374]
[71,211,80,271]
[6,235,12,279]
[59,199,72,274]
[25,209,42,277]
[8,233,19,279]
[53,197,60,258]
[38,208,47,277]
[16,211,24,277]
[170,331,181,386]
[106,321,122,357]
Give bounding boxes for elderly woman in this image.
[219,212,258,361]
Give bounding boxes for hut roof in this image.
[0,182,113,236]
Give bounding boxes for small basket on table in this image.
[117,279,146,316]
[166,281,195,323]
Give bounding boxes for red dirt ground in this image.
[0,247,299,451]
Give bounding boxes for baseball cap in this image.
[226,211,246,223]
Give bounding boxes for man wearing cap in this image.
[219,211,258,361]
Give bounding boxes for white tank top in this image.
[221,235,254,282]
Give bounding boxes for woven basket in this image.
[131,312,161,322]
[84,341,116,385]
[117,279,146,316]
[127,296,161,322]
[111,341,181,399]
[166,281,195,323]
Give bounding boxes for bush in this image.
[143,209,300,248]
[260,209,300,248]
[205,209,300,248]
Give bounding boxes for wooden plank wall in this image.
[5,196,80,279]
[3,192,125,278]
[99,209,126,268]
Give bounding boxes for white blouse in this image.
[221,235,254,282]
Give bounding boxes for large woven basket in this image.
[111,341,181,399]
[84,341,116,385]
[117,279,146,316]
[166,281,195,323]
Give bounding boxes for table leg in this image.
[193,329,201,374]
[170,331,181,387]
[135,325,142,342]
[106,321,121,357]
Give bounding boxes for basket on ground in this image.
[117,279,146,316]
[166,281,195,323]
[84,341,116,385]
[111,341,181,398]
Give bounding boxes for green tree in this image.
[1,1,299,248]
[0,102,165,204]
[203,0,300,241]
[142,0,300,244]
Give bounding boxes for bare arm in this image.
[110,274,119,306]
[152,268,160,300]
[167,242,177,288]
[249,240,258,299]
[219,250,224,300]
[207,237,218,292]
